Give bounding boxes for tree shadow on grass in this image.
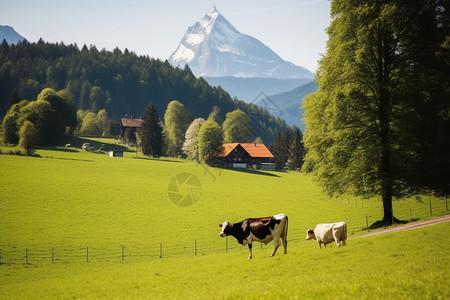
[44,156,95,162]
[369,217,410,230]
[132,157,184,163]
[229,168,281,178]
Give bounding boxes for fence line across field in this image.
[1,198,447,265]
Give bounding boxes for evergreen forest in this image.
[0,39,287,144]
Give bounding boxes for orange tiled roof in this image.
[240,143,274,158]
[218,143,274,158]
[218,143,239,157]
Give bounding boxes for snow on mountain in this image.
[169,7,313,80]
[0,25,25,44]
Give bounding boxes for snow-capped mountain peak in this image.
[169,7,313,79]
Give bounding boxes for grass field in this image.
[0,138,449,299]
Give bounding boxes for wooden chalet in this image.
[120,117,142,144]
[218,143,275,170]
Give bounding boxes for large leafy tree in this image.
[163,100,192,157]
[37,88,77,138]
[222,109,252,143]
[79,112,101,136]
[182,118,205,161]
[0,101,28,144]
[197,118,223,165]
[138,102,163,157]
[303,0,449,226]
[18,120,38,156]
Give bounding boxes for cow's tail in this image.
[283,214,289,248]
[344,222,348,241]
[284,215,289,240]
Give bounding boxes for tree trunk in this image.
[380,120,394,225]
[378,40,394,225]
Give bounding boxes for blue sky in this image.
[0,0,331,73]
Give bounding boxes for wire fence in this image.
[1,196,448,266]
[339,195,448,234]
[0,238,288,265]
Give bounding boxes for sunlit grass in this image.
[0,138,448,299]
[0,224,448,299]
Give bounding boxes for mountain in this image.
[0,25,25,44]
[168,7,313,80]
[267,81,318,131]
[204,77,311,102]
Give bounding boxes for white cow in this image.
[306,222,347,249]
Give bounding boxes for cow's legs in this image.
[281,223,288,254]
[270,238,280,257]
[334,233,341,247]
[334,236,341,247]
[281,235,287,254]
[248,243,253,259]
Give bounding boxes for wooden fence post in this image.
[429,199,433,216]
[159,243,162,258]
[366,215,369,231]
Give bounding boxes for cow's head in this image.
[219,221,233,237]
[306,228,316,240]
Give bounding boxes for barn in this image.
[218,143,275,170]
[120,117,142,144]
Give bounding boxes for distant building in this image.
[120,117,142,144]
[120,117,164,144]
[218,143,275,170]
[108,150,123,157]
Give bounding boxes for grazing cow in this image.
[219,213,288,259]
[306,222,347,249]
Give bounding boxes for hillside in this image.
[0,40,287,143]
[204,77,311,103]
[268,81,318,130]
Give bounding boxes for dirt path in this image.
[357,214,450,238]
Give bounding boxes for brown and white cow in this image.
[219,213,288,259]
[306,222,347,249]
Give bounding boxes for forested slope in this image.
[0,40,287,143]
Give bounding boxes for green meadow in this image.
[0,138,449,299]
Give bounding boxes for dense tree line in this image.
[0,39,287,144]
[139,101,297,168]
[0,87,77,153]
[270,127,305,171]
[76,109,121,137]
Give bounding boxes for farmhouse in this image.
[218,143,275,170]
[120,117,164,144]
[121,117,142,144]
